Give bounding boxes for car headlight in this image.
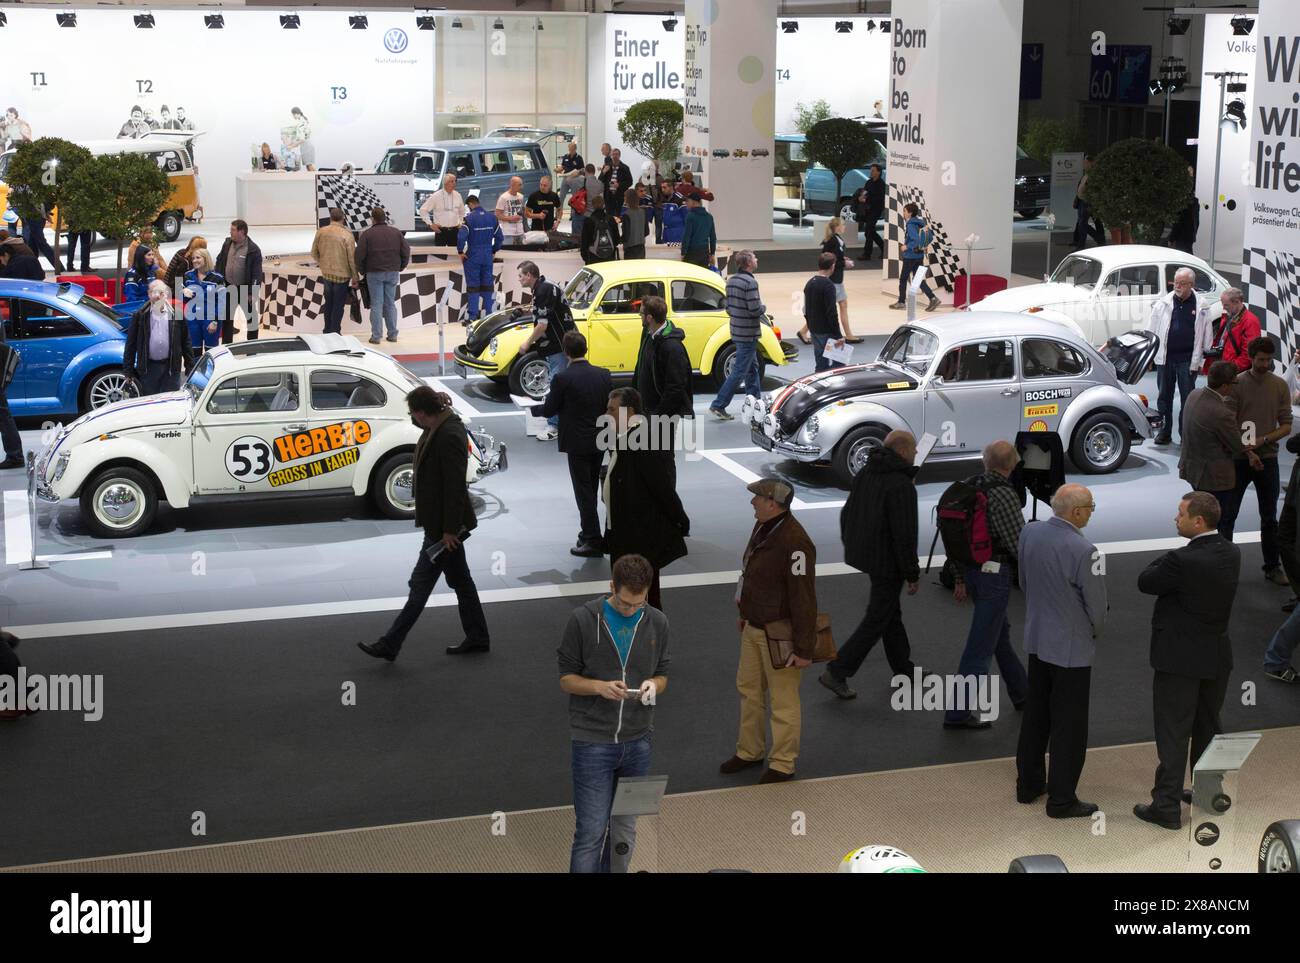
[1015,175,1028,187]
[488,337,499,357]
[50,451,70,484]
[804,414,820,441]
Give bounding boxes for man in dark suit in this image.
[359,386,490,661]
[532,331,613,558]
[1134,492,1241,830]
[602,387,690,612]
[1179,361,1260,530]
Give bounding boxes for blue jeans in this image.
[1265,605,1300,671]
[812,333,844,372]
[545,353,566,428]
[570,734,652,873]
[710,339,761,412]
[322,279,350,335]
[1156,360,1196,440]
[366,271,399,340]
[570,212,587,238]
[944,565,1029,722]
[1220,457,1281,569]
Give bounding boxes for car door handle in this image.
[283,423,307,431]
[1000,387,1019,397]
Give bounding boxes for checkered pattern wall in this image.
[1242,246,1300,359]
[883,183,963,293]
[316,175,388,233]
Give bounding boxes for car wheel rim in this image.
[387,465,415,511]
[161,215,180,238]
[520,360,550,398]
[1265,838,1293,873]
[841,204,854,221]
[89,372,136,409]
[93,479,145,529]
[848,436,880,475]
[1084,423,1122,468]
[722,353,735,379]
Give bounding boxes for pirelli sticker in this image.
[1024,404,1059,419]
[1024,387,1071,402]
[886,381,911,390]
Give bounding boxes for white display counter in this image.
[235,171,318,228]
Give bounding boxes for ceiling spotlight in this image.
[1227,81,1248,93]
[452,17,463,29]
[1222,99,1247,130]
[133,14,155,28]
[880,20,890,34]
[536,18,544,31]
[1167,16,1190,37]
[781,21,798,34]
[56,12,77,28]
[493,17,504,30]
[835,21,853,34]
[663,16,677,32]
[416,15,435,30]
[204,14,225,29]
[866,20,877,32]
[280,15,301,30]
[350,16,368,30]
[0,12,7,27]
[1231,16,1254,36]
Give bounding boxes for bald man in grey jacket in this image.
[1015,483,1107,819]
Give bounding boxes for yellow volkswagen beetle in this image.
[453,260,796,399]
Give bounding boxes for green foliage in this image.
[793,99,833,135]
[1020,117,1086,164]
[804,118,880,203]
[4,137,94,230]
[63,151,173,282]
[1087,138,1191,243]
[617,99,684,172]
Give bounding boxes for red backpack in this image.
[935,478,993,568]
[569,188,588,216]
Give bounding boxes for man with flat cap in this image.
[721,477,819,784]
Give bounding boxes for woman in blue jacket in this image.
[122,246,159,303]
[182,248,227,358]
[891,203,940,312]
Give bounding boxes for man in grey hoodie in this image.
[558,554,670,873]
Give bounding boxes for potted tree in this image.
[617,98,684,181]
[3,137,93,271]
[804,117,880,224]
[1086,138,1191,245]
[62,151,173,298]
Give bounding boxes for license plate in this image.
[752,428,774,451]
[455,362,468,380]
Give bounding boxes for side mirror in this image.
[930,374,945,387]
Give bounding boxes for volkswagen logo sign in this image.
[1194,822,1221,847]
[384,28,408,53]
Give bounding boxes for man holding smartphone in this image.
[359,386,490,661]
[558,554,669,873]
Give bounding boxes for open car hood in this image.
[771,363,918,435]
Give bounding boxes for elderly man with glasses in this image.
[1014,483,1108,820]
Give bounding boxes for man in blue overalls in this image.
[457,193,503,325]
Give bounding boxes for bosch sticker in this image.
[1024,404,1059,418]
[273,420,371,462]
[1024,387,1071,402]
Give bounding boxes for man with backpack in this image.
[516,260,576,441]
[939,439,1030,728]
[580,195,621,265]
[890,202,940,312]
[820,431,924,700]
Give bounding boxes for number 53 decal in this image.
[225,436,274,482]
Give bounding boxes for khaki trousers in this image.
[735,621,804,774]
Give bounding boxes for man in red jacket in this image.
[1204,288,1260,375]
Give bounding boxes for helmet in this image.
[838,845,926,873]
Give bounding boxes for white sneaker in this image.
[537,428,558,441]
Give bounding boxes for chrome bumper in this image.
[750,427,821,462]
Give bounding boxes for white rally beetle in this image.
[36,334,506,538]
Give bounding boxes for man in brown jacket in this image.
[721,477,818,783]
[310,208,360,335]
[1179,361,1262,532]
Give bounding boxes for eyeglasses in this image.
[611,596,648,613]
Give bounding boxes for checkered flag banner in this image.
[883,183,962,292]
[317,175,388,233]
[1242,246,1300,363]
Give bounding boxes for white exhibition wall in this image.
[601,14,687,177]
[1195,13,1258,273]
[3,7,434,220]
[774,19,892,134]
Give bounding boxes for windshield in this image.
[1050,254,1104,288]
[77,295,124,331]
[185,354,215,403]
[565,269,603,311]
[378,149,445,177]
[879,327,940,374]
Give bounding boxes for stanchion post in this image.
[20,450,48,572]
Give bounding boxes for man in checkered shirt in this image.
[943,439,1031,729]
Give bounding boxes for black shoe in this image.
[1133,803,1181,830]
[0,457,24,470]
[1013,700,1027,712]
[1016,785,1046,804]
[358,640,397,662]
[570,540,604,558]
[758,768,796,784]
[1182,789,1193,805]
[1047,800,1099,819]
[1285,597,1298,614]
[943,714,992,730]
[719,755,764,775]
[818,670,856,700]
[446,639,489,655]
[1153,433,1172,446]
[1265,665,1300,683]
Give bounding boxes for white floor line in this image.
[4,534,1261,640]
[3,490,113,566]
[696,447,843,510]
[425,377,485,417]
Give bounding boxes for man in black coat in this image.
[1134,491,1241,830]
[360,386,490,661]
[602,148,633,214]
[602,386,690,612]
[820,431,921,699]
[214,220,265,342]
[632,296,692,476]
[0,240,46,280]
[859,165,886,260]
[532,331,614,558]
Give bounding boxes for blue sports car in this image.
[1,279,135,416]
